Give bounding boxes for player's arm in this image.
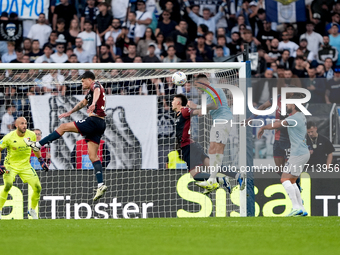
[246,100,272,124]
[258,120,287,139]
[87,87,100,113]
[33,150,49,172]
[59,98,88,119]
[187,100,218,111]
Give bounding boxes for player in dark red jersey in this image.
[24,71,108,201]
[172,94,231,193]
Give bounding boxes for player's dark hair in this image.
[289,95,305,112]
[307,121,317,129]
[174,94,188,106]
[196,74,208,81]
[81,71,95,80]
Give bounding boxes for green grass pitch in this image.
[1,217,339,255]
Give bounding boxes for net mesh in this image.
[0,65,245,219]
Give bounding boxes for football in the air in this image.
[172,71,187,86]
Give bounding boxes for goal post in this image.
[0,62,253,219]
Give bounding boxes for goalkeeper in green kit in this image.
[0,117,48,219]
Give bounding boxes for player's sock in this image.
[282,180,300,210]
[208,153,223,183]
[207,154,217,184]
[39,130,62,146]
[296,177,302,192]
[0,190,9,210]
[31,191,40,210]
[93,160,104,185]
[293,183,305,211]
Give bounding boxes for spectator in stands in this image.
[214,45,229,62]
[104,18,121,43]
[68,19,80,47]
[277,69,302,93]
[99,44,115,63]
[227,32,242,55]
[216,35,230,57]
[133,56,142,63]
[74,37,91,63]
[195,35,213,62]
[155,10,177,38]
[252,68,275,106]
[324,57,334,80]
[135,0,153,44]
[35,44,54,63]
[171,20,189,60]
[205,31,216,52]
[317,35,338,64]
[163,45,180,63]
[325,66,340,104]
[248,4,266,36]
[160,0,181,24]
[30,129,51,167]
[154,32,165,60]
[137,27,156,57]
[285,24,299,44]
[0,105,15,135]
[143,44,161,63]
[41,69,65,95]
[325,12,340,35]
[78,20,101,60]
[276,49,294,70]
[306,121,335,170]
[0,12,8,56]
[29,40,43,63]
[183,4,199,42]
[142,78,165,96]
[23,38,32,54]
[163,76,183,111]
[256,20,279,52]
[27,13,52,49]
[56,19,69,44]
[292,56,308,78]
[231,15,252,34]
[53,0,78,30]
[22,54,31,63]
[80,0,99,31]
[64,69,82,96]
[316,64,326,78]
[184,0,226,35]
[43,31,58,52]
[122,43,138,63]
[96,2,113,41]
[278,31,298,57]
[298,39,314,62]
[9,48,24,63]
[241,29,259,53]
[1,42,16,63]
[51,43,68,63]
[115,27,131,57]
[67,54,79,63]
[304,67,326,103]
[300,22,323,59]
[265,38,281,64]
[329,23,340,66]
[123,12,137,41]
[184,43,203,62]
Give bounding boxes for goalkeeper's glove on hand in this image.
[38,157,49,172]
[0,165,6,175]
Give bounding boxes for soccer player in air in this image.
[24,71,107,201]
[172,94,231,194]
[187,74,245,193]
[258,96,309,216]
[0,117,49,219]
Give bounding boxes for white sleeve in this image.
[142,83,148,95]
[177,86,183,94]
[159,82,165,94]
[307,51,314,61]
[96,34,102,46]
[104,31,111,41]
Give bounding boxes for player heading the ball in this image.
[24,71,108,201]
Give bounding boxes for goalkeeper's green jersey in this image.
[0,130,36,171]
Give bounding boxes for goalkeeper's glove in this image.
[38,157,49,172]
[0,165,6,175]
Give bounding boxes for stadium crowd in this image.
[0,0,340,133]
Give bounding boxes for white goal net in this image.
[0,63,247,219]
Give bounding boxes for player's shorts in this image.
[273,140,291,158]
[283,153,310,176]
[3,166,39,184]
[74,116,106,144]
[210,123,231,144]
[181,142,209,171]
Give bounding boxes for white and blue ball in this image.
[172,71,187,86]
